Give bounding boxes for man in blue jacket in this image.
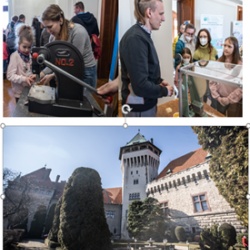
[119,0,174,117]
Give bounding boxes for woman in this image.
[40,4,97,88]
[193,28,218,61]
[209,36,242,116]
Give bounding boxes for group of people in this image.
[4,1,101,104]
[118,0,242,117]
[172,20,242,116]
[3,0,243,117]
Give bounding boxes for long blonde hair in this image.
[134,0,162,25]
[42,4,71,41]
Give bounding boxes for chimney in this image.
[56,175,60,183]
[151,138,154,144]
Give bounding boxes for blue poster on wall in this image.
[231,21,242,47]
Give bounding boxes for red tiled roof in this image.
[158,148,208,179]
[103,187,122,204]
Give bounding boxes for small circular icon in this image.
[122,104,133,115]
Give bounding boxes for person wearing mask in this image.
[40,4,97,88]
[174,47,193,88]
[193,28,218,61]
[119,0,174,117]
[174,23,196,68]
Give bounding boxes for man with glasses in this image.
[174,23,196,68]
[119,0,174,117]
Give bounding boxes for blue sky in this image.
[3,126,201,188]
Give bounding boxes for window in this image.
[129,192,140,200]
[160,202,169,217]
[106,210,115,219]
[192,194,209,212]
[134,179,139,185]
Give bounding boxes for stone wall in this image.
[147,161,245,233]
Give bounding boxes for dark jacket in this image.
[119,23,169,112]
[71,12,99,37]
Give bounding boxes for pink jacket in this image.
[7,51,32,98]
[209,81,242,106]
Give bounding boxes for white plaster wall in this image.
[195,0,241,40]
[8,0,100,26]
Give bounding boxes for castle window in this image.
[131,171,133,175]
[134,179,139,185]
[192,173,197,183]
[160,202,169,217]
[161,184,164,191]
[177,179,181,186]
[203,170,209,180]
[129,192,140,200]
[192,194,209,212]
[106,210,115,219]
[197,172,202,180]
[173,180,177,188]
[169,181,172,188]
[187,175,191,183]
[182,177,186,186]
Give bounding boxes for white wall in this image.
[195,0,242,40]
[8,0,100,26]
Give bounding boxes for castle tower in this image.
[119,131,162,239]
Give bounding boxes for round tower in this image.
[119,131,162,239]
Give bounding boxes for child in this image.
[3,33,9,79]
[7,25,36,103]
[209,36,242,116]
[174,47,193,88]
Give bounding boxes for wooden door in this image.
[97,0,118,79]
[177,0,194,27]
[237,6,243,21]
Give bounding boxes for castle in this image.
[3,131,245,239]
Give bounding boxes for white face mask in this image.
[200,38,208,46]
[185,36,192,42]
[183,58,190,65]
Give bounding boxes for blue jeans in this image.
[83,64,97,89]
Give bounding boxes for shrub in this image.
[219,223,237,248]
[175,226,187,242]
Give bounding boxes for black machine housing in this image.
[29,41,94,117]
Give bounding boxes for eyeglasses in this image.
[186,32,194,37]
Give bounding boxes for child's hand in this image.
[26,75,36,86]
